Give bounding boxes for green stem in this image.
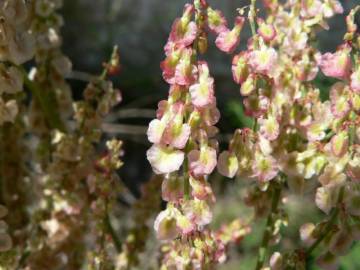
[305,186,345,256]
[104,211,122,252]
[19,67,66,132]
[249,0,258,49]
[255,184,282,270]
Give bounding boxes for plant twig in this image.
[255,183,282,270]
[305,186,345,256]
[19,66,67,132]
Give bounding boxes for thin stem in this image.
[249,0,258,49]
[104,211,122,252]
[19,67,67,132]
[305,186,345,256]
[255,184,282,270]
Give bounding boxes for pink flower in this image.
[252,151,279,182]
[259,114,280,141]
[206,7,228,34]
[330,82,351,118]
[232,52,249,84]
[182,199,212,226]
[330,131,348,157]
[168,19,197,49]
[163,123,191,149]
[319,47,351,80]
[215,17,245,54]
[248,46,277,76]
[188,146,217,177]
[154,207,181,240]
[147,119,166,144]
[190,176,215,202]
[350,68,360,93]
[217,151,239,178]
[189,61,215,107]
[300,0,323,18]
[147,144,184,174]
[174,48,198,86]
[240,74,256,96]
[160,47,182,84]
[257,19,276,42]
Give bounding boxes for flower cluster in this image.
[214,0,360,269]
[146,1,236,268]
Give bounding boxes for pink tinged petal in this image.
[147,119,166,144]
[315,187,335,214]
[188,146,217,177]
[215,16,245,53]
[189,62,215,107]
[248,47,278,75]
[301,0,323,17]
[160,49,182,84]
[147,144,184,174]
[190,176,215,201]
[330,131,348,157]
[323,0,343,18]
[350,68,360,93]
[240,74,256,96]
[346,153,360,181]
[257,19,277,42]
[269,252,283,270]
[318,165,346,187]
[162,176,184,202]
[319,48,351,80]
[232,52,249,84]
[206,7,228,34]
[330,82,351,118]
[217,151,238,178]
[174,49,197,86]
[170,123,191,149]
[169,19,197,48]
[154,208,180,240]
[252,152,279,182]
[156,100,168,119]
[182,199,212,226]
[300,223,316,246]
[176,214,195,235]
[259,115,280,141]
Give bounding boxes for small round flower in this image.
[147,144,184,174]
[206,7,228,34]
[248,46,278,76]
[215,17,245,53]
[188,146,217,177]
[257,19,277,42]
[154,207,181,240]
[319,46,351,80]
[189,61,215,107]
[217,151,239,178]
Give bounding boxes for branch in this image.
[255,183,282,270]
[19,67,67,132]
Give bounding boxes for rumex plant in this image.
[0,0,358,270]
[147,0,360,269]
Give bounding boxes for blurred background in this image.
[60,1,359,269]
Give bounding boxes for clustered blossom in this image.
[215,0,360,269]
[146,0,253,268]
